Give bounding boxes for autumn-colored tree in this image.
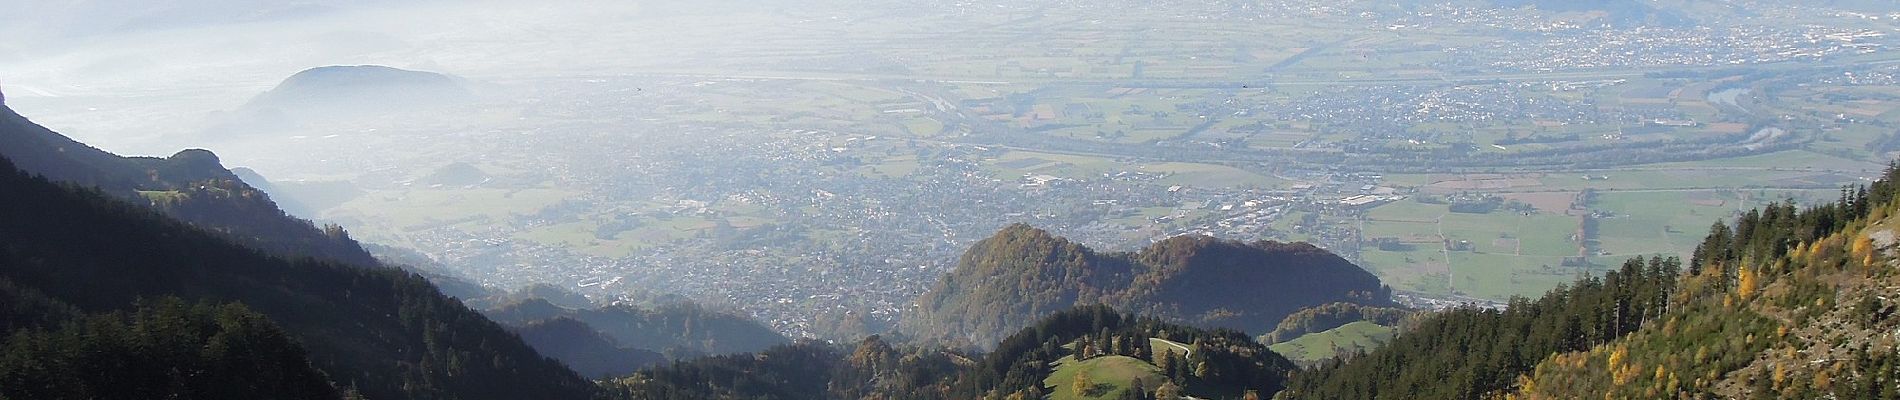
[1157,349,1176,376]
[1154,382,1183,400]
[1073,372,1095,397]
[1737,264,1759,300]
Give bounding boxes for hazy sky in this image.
[0,1,774,153]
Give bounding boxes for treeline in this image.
[1278,256,1682,399]
[1259,302,1412,344]
[604,340,846,400]
[602,335,969,400]
[0,298,341,400]
[152,175,381,268]
[1688,167,1900,280]
[1284,162,1900,399]
[611,305,1295,400]
[1511,164,1900,399]
[0,155,597,400]
[1493,133,1580,146]
[973,305,1295,399]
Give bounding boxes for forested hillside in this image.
[0,299,340,400]
[1505,181,1900,398]
[0,153,598,399]
[1279,256,1683,398]
[1279,164,1900,399]
[1258,302,1412,345]
[0,102,379,268]
[906,224,1390,347]
[610,305,1295,400]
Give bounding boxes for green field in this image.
[1045,355,1166,400]
[514,214,727,259]
[983,151,1121,180]
[136,190,187,205]
[1267,321,1396,366]
[326,188,577,246]
[1643,149,1886,172]
[1361,198,1585,298]
[1141,162,1288,188]
[1354,186,1844,300]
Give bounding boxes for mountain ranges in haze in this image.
[0,98,765,399]
[203,65,473,137]
[0,129,596,398]
[0,91,1392,399]
[7,68,1900,400]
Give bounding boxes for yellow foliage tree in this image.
[1073,372,1094,397]
[1854,235,1876,264]
[1737,264,1759,300]
[1513,373,1536,396]
[1608,345,1638,386]
[1154,381,1183,400]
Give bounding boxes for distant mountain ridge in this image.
[513,317,665,379]
[904,223,1391,347]
[486,296,792,361]
[254,65,469,108]
[205,65,472,137]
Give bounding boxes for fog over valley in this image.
[5,2,1900,399]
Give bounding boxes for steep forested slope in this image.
[1507,186,1900,399]
[0,153,597,399]
[0,102,379,267]
[0,299,340,400]
[1280,165,1900,399]
[1278,256,1682,399]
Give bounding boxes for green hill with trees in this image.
[1267,321,1397,367]
[611,305,1295,400]
[905,224,1392,347]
